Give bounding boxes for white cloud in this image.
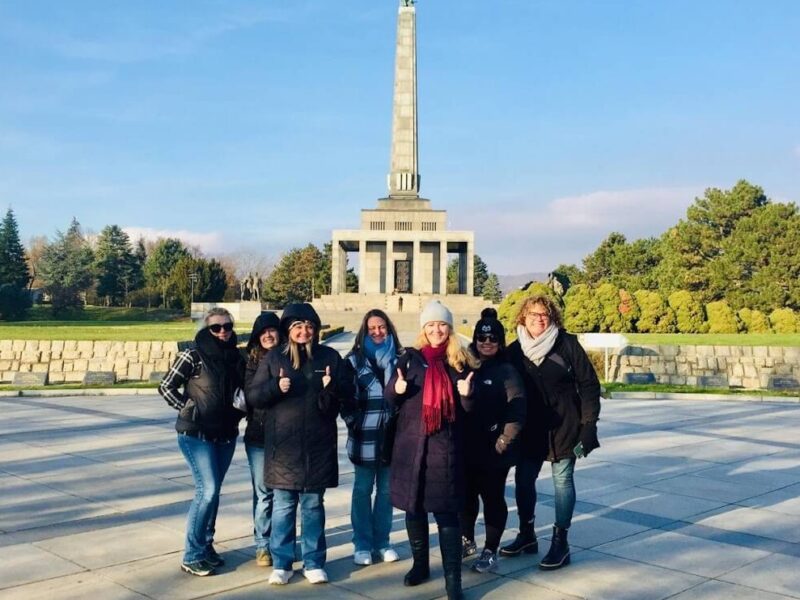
[453,186,704,275]
[123,227,225,255]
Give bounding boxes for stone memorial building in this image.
[318,0,481,320]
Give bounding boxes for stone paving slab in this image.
[2,394,800,599]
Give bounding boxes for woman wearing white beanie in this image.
[385,301,479,600]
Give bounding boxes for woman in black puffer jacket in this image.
[502,294,601,572]
[243,311,281,569]
[460,308,526,575]
[245,303,353,586]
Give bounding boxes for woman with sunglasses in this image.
[159,307,245,577]
[386,300,479,600]
[246,302,353,586]
[502,295,601,571]
[341,309,404,567]
[242,311,282,568]
[460,308,526,574]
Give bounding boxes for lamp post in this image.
[189,273,199,305]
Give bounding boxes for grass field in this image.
[625,333,800,346]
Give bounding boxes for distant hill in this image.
[497,272,548,295]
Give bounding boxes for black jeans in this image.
[460,465,511,551]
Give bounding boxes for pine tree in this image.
[0,208,31,289]
[38,218,95,314]
[94,225,136,306]
[481,273,502,303]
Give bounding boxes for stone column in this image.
[358,239,367,294]
[412,239,421,294]
[331,239,342,294]
[466,240,475,296]
[387,3,420,197]
[439,241,448,295]
[385,240,395,293]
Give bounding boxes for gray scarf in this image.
[516,323,559,366]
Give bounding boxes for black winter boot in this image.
[539,526,570,570]
[439,525,465,600]
[403,517,430,586]
[499,521,538,556]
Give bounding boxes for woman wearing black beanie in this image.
[460,308,526,574]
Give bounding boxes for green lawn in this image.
[0,321,197,341]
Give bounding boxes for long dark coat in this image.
[507,329,601,462]
[385,348,474,514]
[245,343,353,491]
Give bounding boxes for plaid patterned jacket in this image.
[341,352,396,467]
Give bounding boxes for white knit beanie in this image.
[420,300,453,328]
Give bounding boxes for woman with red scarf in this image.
[385,301,479,600]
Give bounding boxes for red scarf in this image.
[421,344,455,435]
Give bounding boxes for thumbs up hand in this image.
[278,368,291,394]
[457,371,474,397]
[322,365,332,388]
[394,368,407,395]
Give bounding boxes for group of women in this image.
[159,295,601,599]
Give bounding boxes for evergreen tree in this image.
[144,238,190,307]
[38,218,95,314]
[0,208,31,289]
[633,290,676,333]
[94,225,136,306]
[563,283,602,333]
[481,273,502,303]
[447,254,491,295]
[263,244,324,306]
[168,256,228,309]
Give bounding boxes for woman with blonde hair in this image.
[246,303,353,586]
[386,300,479,600]
[502,295,601,571]
[159,307,245,577]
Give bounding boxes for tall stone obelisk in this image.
[387,0,420,198]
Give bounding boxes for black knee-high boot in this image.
[404,517,431,586]
[539,526,570,570]
[439,525,465,600]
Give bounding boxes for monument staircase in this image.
[313,293,497,332]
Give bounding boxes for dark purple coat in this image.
[385,348,474,514]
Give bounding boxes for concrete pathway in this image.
[2,392,800,599]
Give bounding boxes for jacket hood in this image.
[246,311,281,352]
[279,303,322,336]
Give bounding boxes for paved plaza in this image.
[2,386,800,599]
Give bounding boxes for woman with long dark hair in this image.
[159,307,245,577]
[342,309,404,566]
[386,300,479,600]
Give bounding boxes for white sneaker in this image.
[379,547,400,562]
[353,551,373,565]
[303,568,329,584]
[268,569,293,585]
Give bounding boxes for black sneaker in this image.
[181,560,215,576]
[472,548,499,573]
[462,536,477,560]
[206,549,225,568]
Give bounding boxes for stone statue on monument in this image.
[401,0,414,7]
[252,273,262,302]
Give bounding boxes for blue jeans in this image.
[177,433,237,563]
[245,443,273,551]
[271,489,326,570]
[351,464,393,553]
[515,456,576,530]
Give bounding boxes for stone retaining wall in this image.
[611,345,800,389]
[0,340,178,384]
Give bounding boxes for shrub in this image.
[617,288,639,333]
[668,290,707,333]
[769,307,798,333]
[705,300,741,333]
[738,308,771,333]
[563,284,602,333]
[596,282,622,333]
[633,290,676,333]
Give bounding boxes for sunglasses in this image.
[208,322,233,333]
[476,334,499,343]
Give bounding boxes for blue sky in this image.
[1,0,798,275]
